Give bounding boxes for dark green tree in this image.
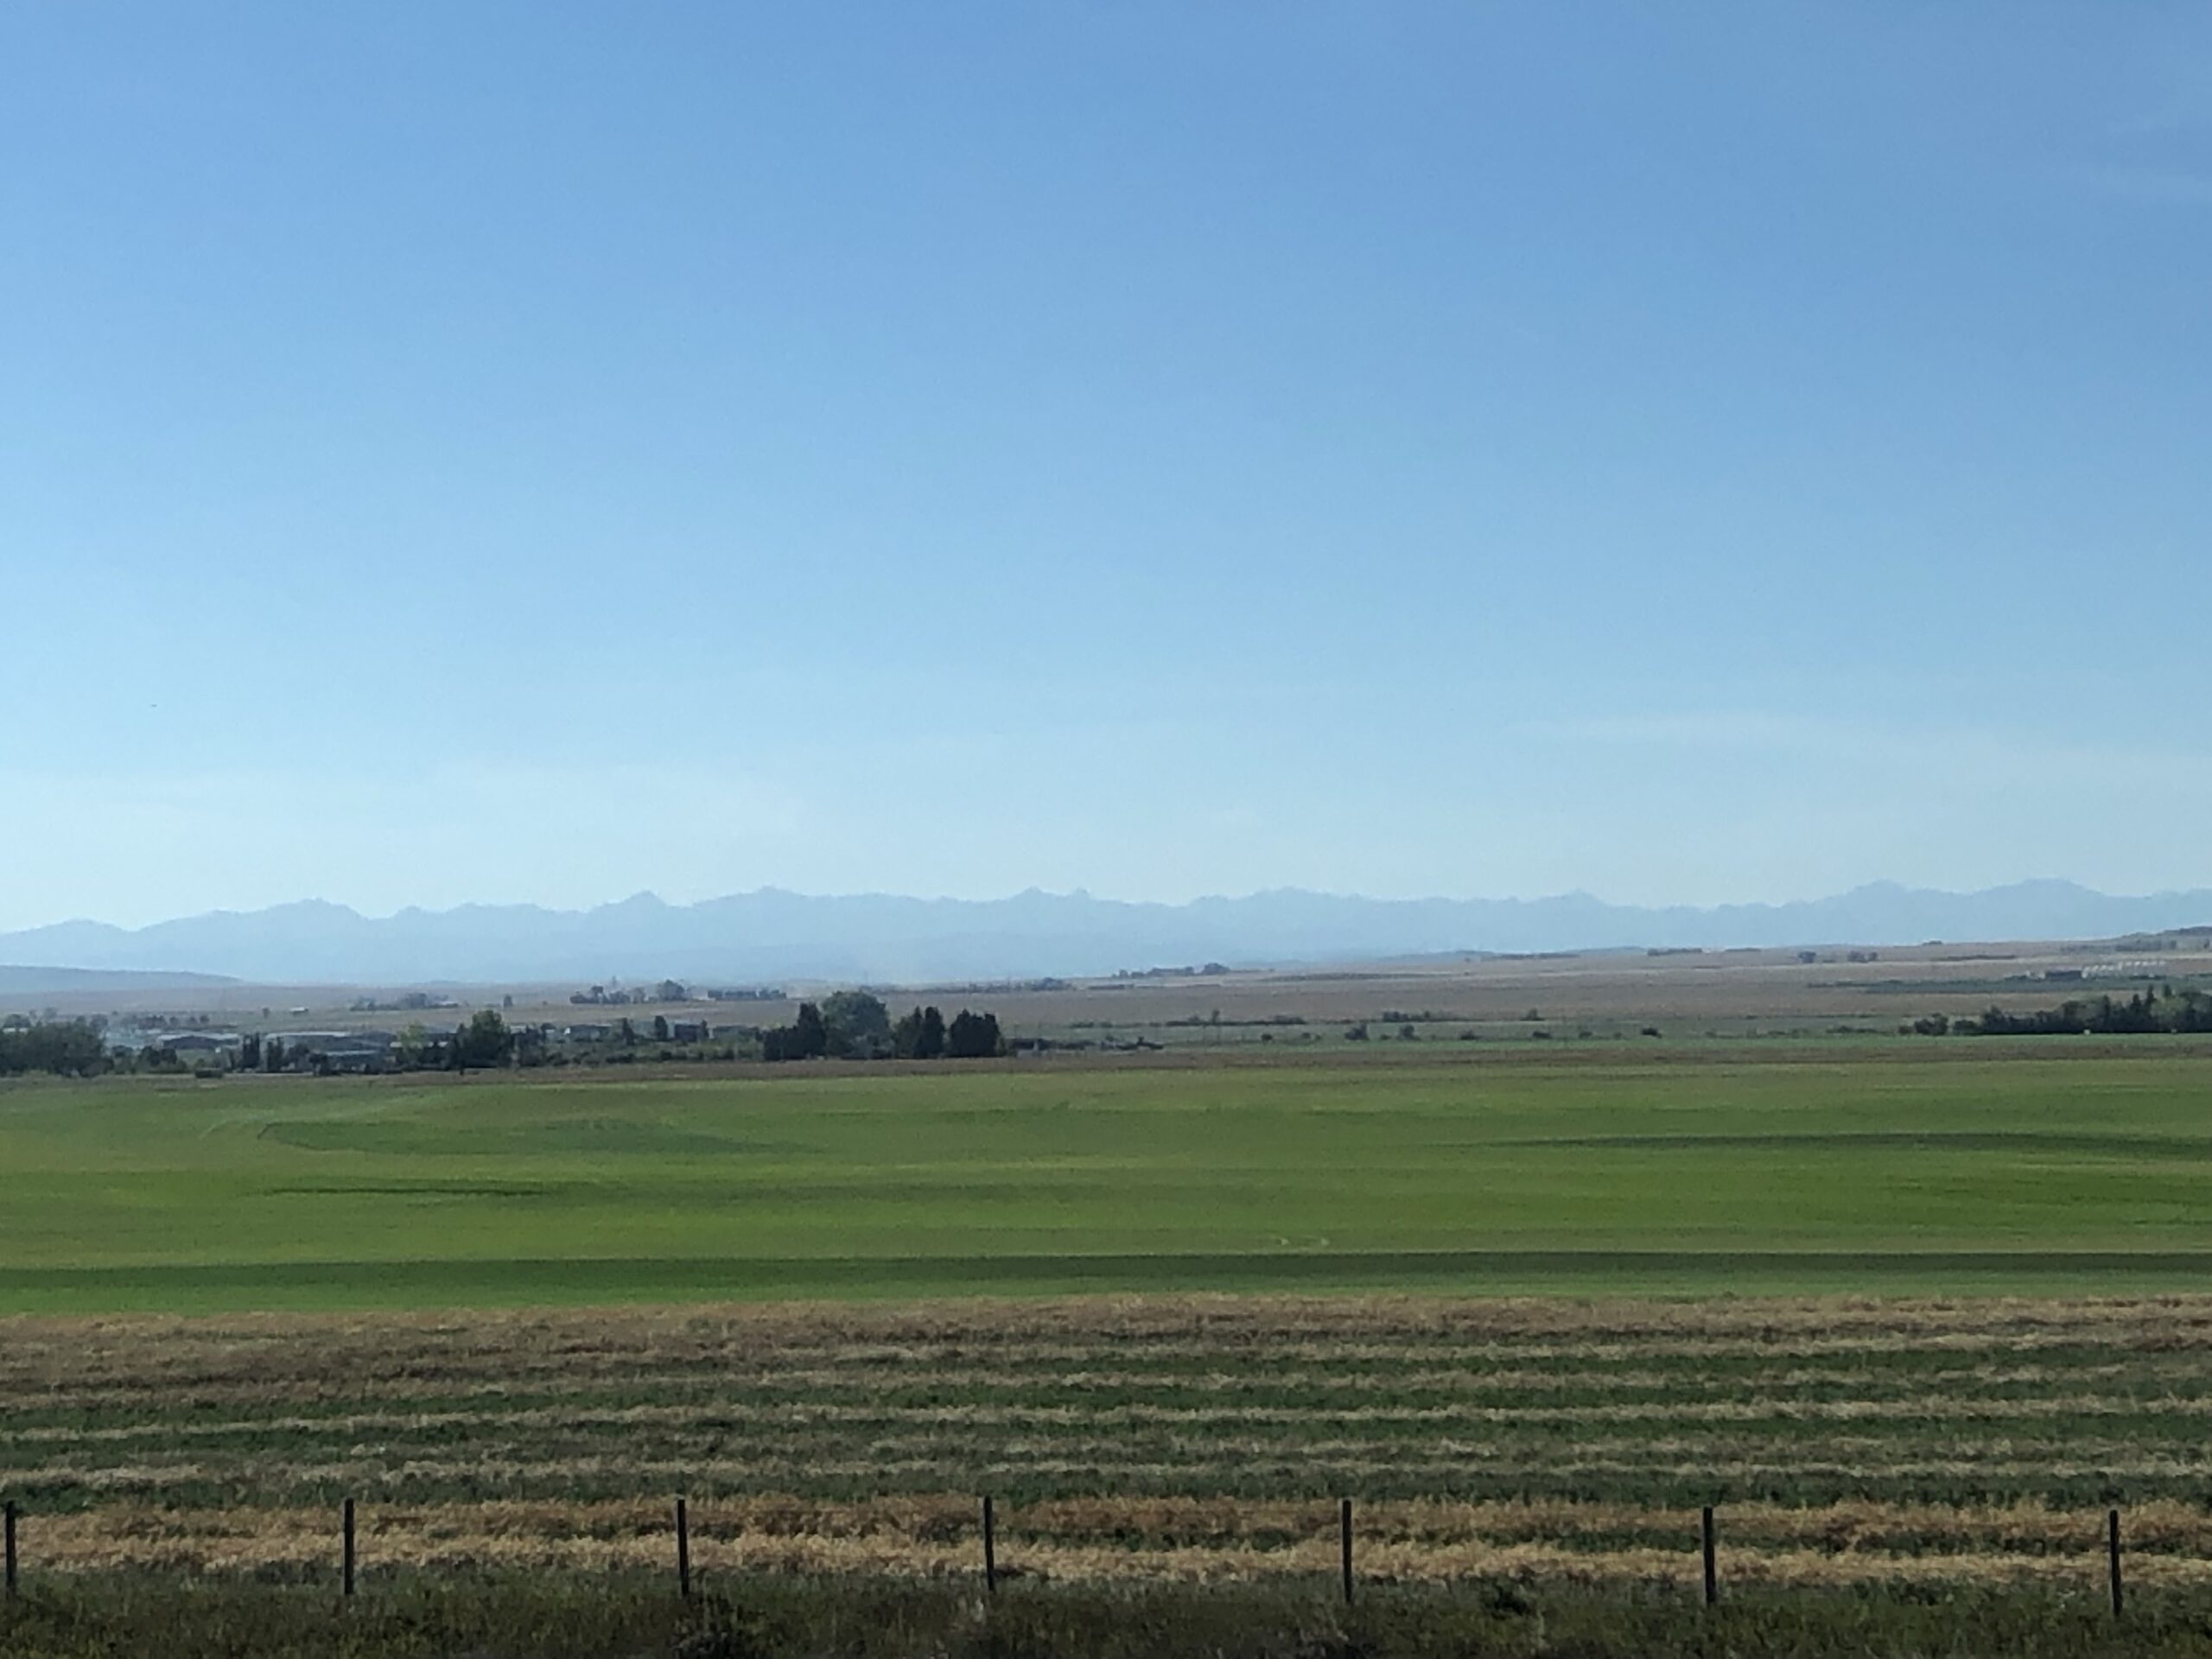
[762,1003,830,1062]
[893,1005,949,1059]
[0,1020,110,1077]
[821,990,892,1058]
[946,1009,1004,1059]
[453,1009,516,1070]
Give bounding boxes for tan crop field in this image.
[7,1295,2209,1592]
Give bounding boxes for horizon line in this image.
[3,874,2199,938]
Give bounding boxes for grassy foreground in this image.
[3,1573,2205,1659]
[4,1045,2212,1312]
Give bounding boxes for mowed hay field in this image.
[4,1046,2212,1599]
[10,1297,2212,1592]
[3,1046,2212,1311]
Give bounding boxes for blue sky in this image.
[3,3,2209,931]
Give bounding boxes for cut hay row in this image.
[13,1365,2208,1449]
[16,1315,2212,1378]
[10,1496,2206,1589]
[14,1337,2212,1425]
[6,1412,2203,1467]
[12,1350,2192,1421]
[17,1351,2192,1407]
[15,1445,2212,1511]
[12,1293,2212,1372]
[21,1386,2212,1444]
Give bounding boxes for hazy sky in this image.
[4,3,2209,931]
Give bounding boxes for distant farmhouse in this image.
[269,1030,398,1073]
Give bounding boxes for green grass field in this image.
[3,1044,2209,1312]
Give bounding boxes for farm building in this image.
[270,1031,397,1072]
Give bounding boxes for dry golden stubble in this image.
[10,1296,2211,1427]
[11,1294,2212,1370]
[21,1496,2212,1587]
[19,1434,2212,1503]
[15,1355,2194,1450]
[14,1391,2208,1459]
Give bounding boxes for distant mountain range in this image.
[1,880,2207,989]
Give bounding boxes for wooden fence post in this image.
[342,1498,356,1599]
[2108,1509,2123,1618]
[4,1500,16,1599]
[1701,1506,1717,1607]
[1340,1498,1354,1605]
[677,1498,692,1599]
[982,1496,996,1595]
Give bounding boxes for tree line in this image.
[0,1020,110,1077]
[1914,988,2212,1037]
[0,994,1016,1079]
[760,992,1004,1062]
